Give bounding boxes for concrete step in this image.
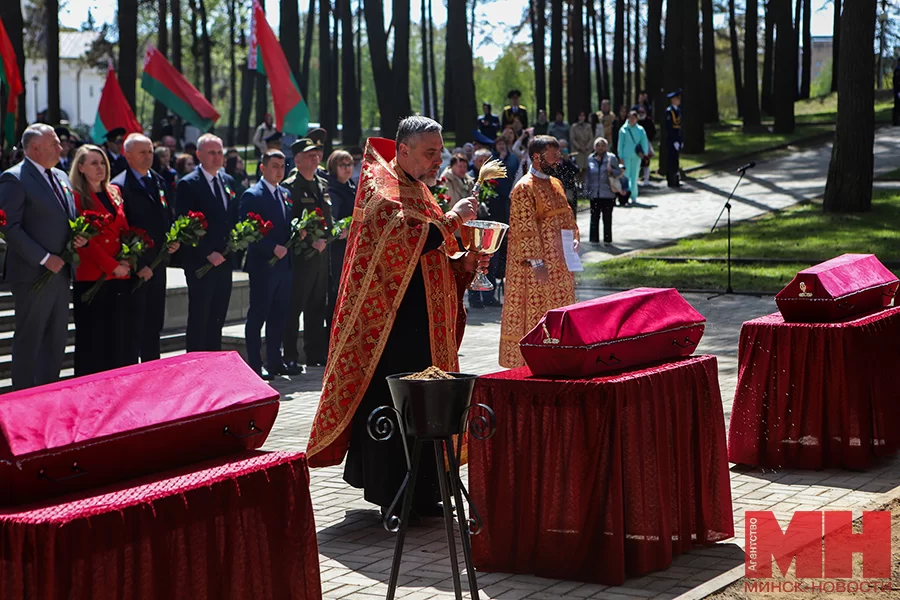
[0,322,76,355]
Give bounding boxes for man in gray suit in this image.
[0,124,87,390]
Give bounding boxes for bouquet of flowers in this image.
[0,208,6,239]
[196,212,272,278]
[295,208,329,259]
[429,178,452,213]
[319,216,353,254]
[33,210,113,292]
[478,179,498,202]
[133,211,208,291]
[81,228,154,304]
[269,215,307,266]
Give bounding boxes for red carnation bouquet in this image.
[196,212,272,278]
[133,211,208,291]
[33,210,113,292]
[430,178,452,213]
[296,208,330,259]
[0,208,6,239]
[269,215,308,266]
[82,227,153,303]
[479,179,498,202]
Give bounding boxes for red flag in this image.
[141,46,219,131]
[0,16,23,146]
[91,62,143,144]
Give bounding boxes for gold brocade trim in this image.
[500,334,522,342]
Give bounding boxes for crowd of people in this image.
[0,121,364,390]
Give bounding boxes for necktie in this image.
[212,176,226,210]
[45,169,70,217]
[274,187,286,218]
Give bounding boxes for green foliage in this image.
[474,43,535,114]
[810,59,833,98]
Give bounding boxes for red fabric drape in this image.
[0,452,321,600]
[728,308,900,470]
[468,355,733,586]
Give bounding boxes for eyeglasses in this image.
[339,162,353,168]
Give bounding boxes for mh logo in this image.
[745,511,892,579]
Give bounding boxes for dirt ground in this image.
[709,498,900,599]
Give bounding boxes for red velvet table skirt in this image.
[468,355,734,585]
[0,451,321,600]
[728,307,900,470]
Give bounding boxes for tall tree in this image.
[188,0,201,84]
[799,0,810,97]
[197,0,213,104]
[590,0,604,105]
[569,0,588,116]
[831,0,840,93]
[446,0,477,142]
[743,0,762,129]
[624,0,631,105]
[728,0,742,117]
[428,0,438,119]
[793,0,801,98]
[365,0,396,133]
[281,0,301,85]
[761,2,774,115]
[550,0,563,116]
[531,0,547,111]
[320,0,335,153]
[255,1,267,126]
[613,0,625,110]
[701,0,719,122]
[339,0,361,144]
[227,0,237,145]
[877,0,887,88]
[172,0,182,73]
[773,0,795,133]
[823,0,875,212]
[238,20,254,145]
[152,0,170,138]
[660,0,684,176]
[600,0,610,100]
[46,0,61,124]
[683,0,704,151]
[117,0,138,111]
[421,0,431,115]
[634,0,641,101]
[300,0,316,96]
[393,0,412,120]
[646,0,664,121]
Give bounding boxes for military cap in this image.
[291,138,323,155]
[667,88,683,99]
[507,89,522,99]
[306,127,328,144]
[54,127,71,140]
[105,127,127,141]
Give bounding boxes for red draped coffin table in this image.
[728,308,900,470]
[0,451,322,600]
[468,355,734,585]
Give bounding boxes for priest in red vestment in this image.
[306,117,485,518]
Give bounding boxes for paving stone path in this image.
[258,130,900,598]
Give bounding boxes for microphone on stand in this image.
[735,161,756,173]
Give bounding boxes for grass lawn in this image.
[579,190,900,292]
[876,166,900,181]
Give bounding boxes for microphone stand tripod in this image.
[707,168,749,300]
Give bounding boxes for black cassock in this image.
[343,225,446,510]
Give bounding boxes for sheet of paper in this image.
[561,229,583,272]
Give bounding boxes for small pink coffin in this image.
[774,254,898,323]
[519,288,706,377]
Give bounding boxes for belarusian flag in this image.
[0,16,24,147]
[141,45,220,132]
[90,61,143,144]
[249,0,309,135]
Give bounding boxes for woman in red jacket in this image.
[69,145,132,376]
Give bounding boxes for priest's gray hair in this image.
[21,124,55,151]
[396,116,442,149]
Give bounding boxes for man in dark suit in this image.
[0,124,87,390]
[175,133,239,352]
[239,150,301,380]
[55,127,74,173]
[112,133,179,363]
[103,128,129,179]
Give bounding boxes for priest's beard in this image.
[420,173,438,187]
[537,154,556,175]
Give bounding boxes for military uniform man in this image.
[501,89,528,130]
[282,138,333,370]
[665,89,683,188]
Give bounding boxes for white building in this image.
[24,31,105,128]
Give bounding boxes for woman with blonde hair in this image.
[68,144,132,375]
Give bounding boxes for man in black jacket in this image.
[175,134,240,352]
[103,127,129,179]
[112,133,178,363]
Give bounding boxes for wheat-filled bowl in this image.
[385,373,478,438]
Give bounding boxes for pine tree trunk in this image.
[392,0,411,119]
[117,0,137,113]
[532,0,547,111]
[320,0,335,153]
[172,0,182,72]
[188,0,200,86]
[570,0,587,115]
[800,0,810,97]
[793,0,801,99]
[567,3,576,120]
[301,0,316,97]
[613,0,624,111]
[428,0,438,119]
[255,1,268,125]
[447,0,477,143]
[743,0,762,129]
[281,0,301,85]
[198,0,213,111]
[421,0,431,116]
[634,0,641,100]
[701,0,719,122]
[152,0,170,138]
[364,0,395,134]
[339,0,361,144]
[683,0,704,152]
[227,0,236,145]
[591,1,604,105]
[625,0,631,106]
[550,0,563,117]
[46,0,60,123]
[332,10,339,135]
[761,2,774,115]
[238,63,253,145]
[823,0,875,213]
[728,0,743,117]
[646,0,663,121]
[831,0,840,93]
[601,0,610,99]
[661,0,684,176]
[877,0,886,89]
[773,0,795,133]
